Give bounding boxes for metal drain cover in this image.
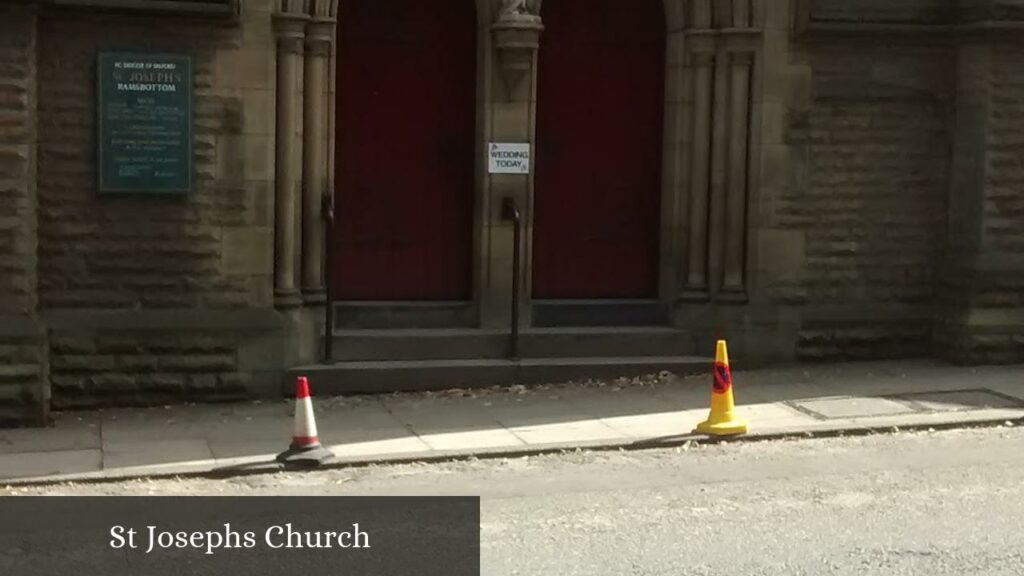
[790,397,917,420]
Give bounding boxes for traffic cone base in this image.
[276,443,335,468]
[278,376,334,469]
[694,339,749,437]
[695,418,748,436]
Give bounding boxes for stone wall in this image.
[0,3,38,316]
[36,11,275,311]
[768,1,1024,363]
[50,325,254,409]
[938,35,1024,364]
[0,3,46,425]
[983,41,1024,309]
[770,41,952,360]
[31,0,296,409]
[0,320,47,427]
[807,0,952,23]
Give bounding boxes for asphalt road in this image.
[5,426,1024,575]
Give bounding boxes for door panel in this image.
[335,0,477,300]
[533,0,666,299]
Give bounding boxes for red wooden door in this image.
[335,0,477,300]
[533,0,665,299]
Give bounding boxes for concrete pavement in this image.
[1,360,1022,484]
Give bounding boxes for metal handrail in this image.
[502,198,522,360]
[322,192,336,365]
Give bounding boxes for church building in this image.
[1,0,1022,425]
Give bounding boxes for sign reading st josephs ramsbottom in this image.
[97,52,193,194]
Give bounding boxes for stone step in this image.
[333,301,475,329]
[520,327,696,358]
[532,299,667,327]
[329,329,507,361]
[289,356,710,396]
[328,327,696,361]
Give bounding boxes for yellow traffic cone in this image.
[695,340,748,436]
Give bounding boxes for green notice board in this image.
[97,52,192,194]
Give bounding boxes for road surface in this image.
[5,426,1024,575]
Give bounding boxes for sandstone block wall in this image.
[0,4,38,316]
[808,0,952,23]
[0,321,47,426]
[784,44,951,360]
[764,1,1024,363]
[50,330,246,409]
[31,0,293,410]
[37,12,275,311]
[0,3,45,425]
[937,37,1024,364]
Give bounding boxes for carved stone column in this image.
[680,0,759,302]
[491,3,544,99]
[706,49,730,297]
[483,2,544,328]
[300,0,336,304]
[683,51,714,295]
[722,52,753,296]
[272,2,308,309]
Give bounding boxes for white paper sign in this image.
[488,143,531,174]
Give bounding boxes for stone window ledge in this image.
[44,0,241,20]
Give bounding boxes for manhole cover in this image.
[790,397,917,420]
[896,389,1024,412]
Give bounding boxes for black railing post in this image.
[322,192,335,365]
[502,198,522,360]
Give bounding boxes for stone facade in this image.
[0,2,46,425]
[759,0,1024,362]
[1,0,299,424]
[0,0,1022,425]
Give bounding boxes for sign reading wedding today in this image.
[488,142,531,174]
[97,52,192,194]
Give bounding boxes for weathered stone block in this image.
[214,48,273,90]
[180,335,237,354]
[757,229,806,283]
[51,354,116,373]
[0,382,34,403]
[137,373,188,393]
[89,373,137,394]
[118,354,160,373]
[187,374,218,391]
[220,226,273,276]
[50,335,96,354]
[218,372,252,391]
[96,336,143,354]
[50,375,86,395]
[0,364,38,384]
[159,354,236,373]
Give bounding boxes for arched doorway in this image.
[533,0,666,299]
[334,0,477,300]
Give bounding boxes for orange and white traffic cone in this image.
[277,376,334,468]
[695,340,748,436]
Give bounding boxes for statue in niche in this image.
[498,0,542,23]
